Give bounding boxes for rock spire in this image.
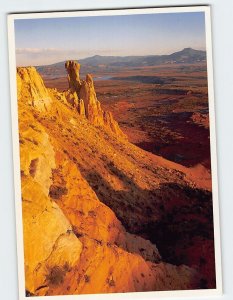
[65,60,126,138]
[65,61,81,92]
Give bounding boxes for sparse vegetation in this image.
[106,277,115,287]
[49,185,68,200]
[46,266,66,286]
[29,158,39,177]
[84,274,90,283]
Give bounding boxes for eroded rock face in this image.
[65,61,81,92]
[79,74,104,126]
[64,60,126,138]
[103,111,125,136]
[17,67,52,111]
[19,109,82,295]
[16,66,212,296]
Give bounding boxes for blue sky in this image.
[15,12,206,66]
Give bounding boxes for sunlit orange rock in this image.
[64,60,126,138]
[65,60,81,92]
[16,65,211,296]
[17,67,52,111]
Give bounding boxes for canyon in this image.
[17,60,215,296]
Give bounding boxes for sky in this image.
[15,12,206,66]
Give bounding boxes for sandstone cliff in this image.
[17,67,52,111]
[17,64,215,296]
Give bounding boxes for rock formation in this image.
[65,60,126,138]
[17,67,52,111]
[17,62,125,139]
[16,64,215,296]
[65,60,81,92]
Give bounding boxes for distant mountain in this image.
[80,48,206,66]
[36,48,206,78]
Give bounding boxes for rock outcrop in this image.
[17,67,52,111]
[16,65,214,296]
[64,60,126,138]
[65,60,81,92]
[19,109,83,295]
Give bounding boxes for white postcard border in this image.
[8,6,222,300]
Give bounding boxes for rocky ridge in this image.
[64,61,126,137]
[17,61,214,296]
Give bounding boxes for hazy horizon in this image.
[15,12,206,67]
[16,47,206,67]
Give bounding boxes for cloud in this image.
[16,48,75,55]
[15,47,123,66]
[16,48,81,66]
[16,47,121,56]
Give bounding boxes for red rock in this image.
[65,61,126,138]
[16,65,214,296]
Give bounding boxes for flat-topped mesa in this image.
[17,67,52,112]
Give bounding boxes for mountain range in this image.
[36,48,206,78]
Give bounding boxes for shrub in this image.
[46,266,66,286]
[49,185,68,200]
[84,274,90,283]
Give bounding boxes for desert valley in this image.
[40,48,211,168]
[17,48,216,297]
